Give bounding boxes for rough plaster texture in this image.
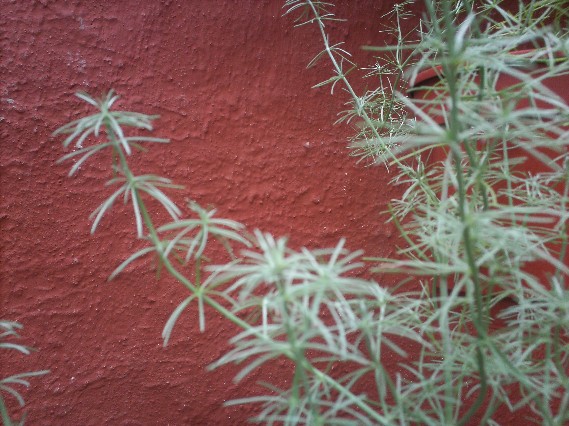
[1,1,406,424]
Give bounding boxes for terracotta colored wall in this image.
[1,1,407,424]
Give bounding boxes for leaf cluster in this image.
[0,321,49,426]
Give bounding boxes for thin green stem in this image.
[426,2,489,423]
[306,0,404,167]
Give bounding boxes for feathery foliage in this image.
[0,321,48,426]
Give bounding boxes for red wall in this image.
[1,1,406,424]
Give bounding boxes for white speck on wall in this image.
[66,51,87,73]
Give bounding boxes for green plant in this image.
[54,90,411,424]
[1,321,49,426]
[52,0,569,424]
[291,0,569,423]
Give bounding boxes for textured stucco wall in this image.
[1,1,407,424]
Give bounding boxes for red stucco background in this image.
[1,1,411,424]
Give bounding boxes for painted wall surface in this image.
[1,1,408,424]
